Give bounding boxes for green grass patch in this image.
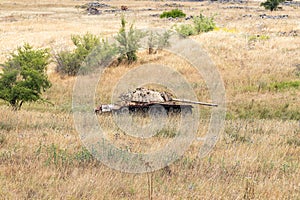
[248,34,270,42]
[155,128,177,138]
[269,80,300,91]
[228,103,300,120]
[35,144,95,167]
[237,80,300,93]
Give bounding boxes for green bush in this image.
[175,24,196,37]
[84,39,118,70]
[115,16,146,64]
[0,43,51,110]
[74,147,93,164]
[260,0,284,11]
[175,13,216,37]
[55,33,100,76]
[55,50,80,76]
[193,13,216,33]
[160,9,186,19]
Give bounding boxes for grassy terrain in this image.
[1,0,300,199]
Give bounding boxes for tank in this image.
[95,87,217,114]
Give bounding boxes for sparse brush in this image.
[147,30,172,54]
[74,147,94,164]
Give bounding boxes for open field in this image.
[0,0,300,199]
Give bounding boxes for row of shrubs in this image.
[55,16,174,76]
[55,14,215,76]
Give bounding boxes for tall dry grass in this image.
[0,0,300,199]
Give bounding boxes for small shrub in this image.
[147,30,172,54]
[115,16,146,64]
[193,13,216,33]
[74,147,93,163]
[156,30,172,50]
[176,24,196,37]
[84,39,118,70]
[160,9,186,18]
[55,33,100,76]
[260,0,284,11]
[55,50,80,76]
[175,13,216,37]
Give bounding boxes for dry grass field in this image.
[0,0,300,199]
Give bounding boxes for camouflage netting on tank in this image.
[119,88,172,103]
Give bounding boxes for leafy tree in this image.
[115,16,146,64]
[260,0,284,11]
[0,43,51,110]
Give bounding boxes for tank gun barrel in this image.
[171,98,218,107]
